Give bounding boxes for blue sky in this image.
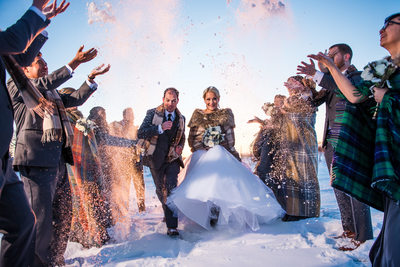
[1,0,398,154]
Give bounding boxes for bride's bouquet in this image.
[203,126,225,147]
[75,118,97,136]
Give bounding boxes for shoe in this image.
[333,230,356,239]
[167,228,179,237]
[337,239,364,251]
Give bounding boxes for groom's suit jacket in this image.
[8,67,96,168]
[138,107,185,170]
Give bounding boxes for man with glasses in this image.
[297,43,373,251]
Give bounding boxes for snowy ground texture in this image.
[64,155,383,267]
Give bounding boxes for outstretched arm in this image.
[308,52,366,103]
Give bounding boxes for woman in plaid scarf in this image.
[269,76,321,222]
[308,13,400,267]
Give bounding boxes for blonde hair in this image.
[202,86,220,99]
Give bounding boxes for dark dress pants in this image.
[325,142,373,242]
[0,155,36,267]
[150,160,179,229]
[20,158,72,266]
[370,197,400,267]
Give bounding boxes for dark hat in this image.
[385,13,400,22]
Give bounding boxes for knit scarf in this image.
[42,90,74,147]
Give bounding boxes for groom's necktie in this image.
[167,113,172,121]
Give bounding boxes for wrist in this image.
[88,74,95,80]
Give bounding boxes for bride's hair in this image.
[203,86,220,99]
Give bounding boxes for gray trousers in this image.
[325,142,373,242]
[370,197,400,267]
[0,155,36,267]
[150,160,179,229]
[19,158,72,266]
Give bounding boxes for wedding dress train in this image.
[167,145,284,230]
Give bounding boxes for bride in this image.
[167,86,283,231]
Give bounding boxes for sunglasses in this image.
[382,20,400,30]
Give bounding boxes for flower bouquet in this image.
[75,118,97,136]
[360,58,397,119]
[203,125,225,147]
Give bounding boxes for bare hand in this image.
[89,64,111,79]
[373,87,388,104]
[74,45,97,64]
[42,0,70,20]
[32,0,50,10]
[297,59,316,76]
[161,121,173,131]
[68,45,98,70]
[308,52,335,70]
[175,145,183,155]
[247,116,264,125]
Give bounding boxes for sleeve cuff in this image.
[86,80,98,90]
[158,124,164,134]
[40,30,48,38]
[29,6,47,21]
[65,65,74,75]
[313,71,324,85]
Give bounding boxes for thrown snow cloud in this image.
[88,2,115,24]
[234,0,286,26]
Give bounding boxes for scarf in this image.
[1,55,52,118]
[42,90,74,147]
[138,104,185,163]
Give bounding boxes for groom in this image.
[138,87,185,236]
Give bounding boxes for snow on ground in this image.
[64,155,383,267]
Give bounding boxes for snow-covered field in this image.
[63,155,383,267]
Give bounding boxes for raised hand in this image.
[68,45,98,70]
[297,59,316,76]
[32,0,50,11]
[88,64,111,79]
[247,116,264,125]
[42,0,70,20]
[308,52,335,70]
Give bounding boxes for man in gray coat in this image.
[8,47,109,266]
[297,43,373,250]
[0,1,68,266]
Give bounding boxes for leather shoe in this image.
[338,239,364,251]
[167,228,179,237]
[333,230,356,239]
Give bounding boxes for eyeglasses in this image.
[382,20,400,30]
[326,50,339,59]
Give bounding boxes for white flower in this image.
[375,64,387,76]
[203,125,224,147]
[361,69,374,81]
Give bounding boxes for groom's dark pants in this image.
[150,160,180,229]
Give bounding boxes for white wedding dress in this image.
[166,145,284,231]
